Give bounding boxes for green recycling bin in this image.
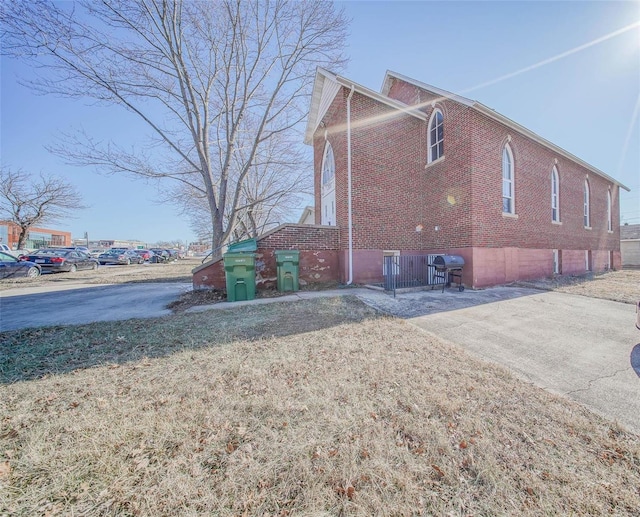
[227,238,257,253]
[223,252,256,302]
[275,250,300,292]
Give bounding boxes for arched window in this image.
[551,166,560,222]
[607,189,612,232]
[428,109,444,162]
[321,142,335,185]
[583,179,590,228]
[502,144,514,214]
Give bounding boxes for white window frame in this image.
[321,142,335,185]
[382,250,400,276]
[427,108,444,163]
[552,249,560,274]
[551,166,560,222]
[585,250,591,271]
[502,144,514,214]
[583,179,590,228]
[607,190,612,232]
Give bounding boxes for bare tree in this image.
[0,168,86,249]
[1,0,347,256]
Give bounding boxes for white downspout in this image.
[346,85,355,285]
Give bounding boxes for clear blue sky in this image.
[1,1,638,244]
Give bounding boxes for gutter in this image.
[347,85,355,285]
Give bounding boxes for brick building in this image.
[0,221,71,250]
[306,68,629,288]
[193,68,629,291]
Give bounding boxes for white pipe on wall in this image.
[346,85,355,285]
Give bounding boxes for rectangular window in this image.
[552,249,560,275]
[502,176,513,213]
[382,250,400,276]
[585,250,591,271]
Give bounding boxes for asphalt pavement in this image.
[0,282,191,331]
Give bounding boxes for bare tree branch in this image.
[0,168,86,249]
[1,0,347,253]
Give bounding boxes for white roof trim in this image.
[382,70,475,107]
[473,103,630,191]
[381,70,629,192]
[304,68,426,145]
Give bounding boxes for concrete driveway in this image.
[0,282,191,332]
[364,288,639,434]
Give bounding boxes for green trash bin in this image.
[275,250,300,292]
[227,238,257,253]
[223,252,256,302]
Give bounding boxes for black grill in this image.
[429,254,465,292]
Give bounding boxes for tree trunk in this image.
[16,228,28,250]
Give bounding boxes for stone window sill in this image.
[552,220,562,225]
[502,212,519,219]
[425,156,445,169]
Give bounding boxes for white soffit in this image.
[304,68,426,145]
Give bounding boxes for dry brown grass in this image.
[514,269,640,305]
[0,259,201,291]
[1,297,639,516]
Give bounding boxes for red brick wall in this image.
[308,76,622,288]
[469,110,621,253]
[192,224,340,290]
[313,87,473,251]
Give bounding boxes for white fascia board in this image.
[382,70,629,191]
[304,68,426,145]
[382,70,475,107]
[334,74,427,120]
[304,68,337,145]
[473,103,630,192]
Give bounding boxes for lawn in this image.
[0,258,201,292]
[514,269,640,305]
[1,296,639,516]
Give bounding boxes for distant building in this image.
[298,206,316,225]
[621,224,640,268]
[97,239,147,249]
[0,221,71,250]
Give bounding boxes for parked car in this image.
[57,246,90,253]
[166,249,180,261]
[134,249,152,261]
[19,248,99,273]
[89,249,105,258]
[0,251,41,278]
[98,249,144,265]
[149,248,170,263]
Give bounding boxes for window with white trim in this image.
[502,144,514,214]
[607,190,612,232]
[551,166,559,222]
[428,109,444,163]
[552,249,560,274]
[322,143,335,185]
[382,250,400,276]
[583,180,590,227]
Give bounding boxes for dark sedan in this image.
[19,249,98,273]
[149,248,170,263]
[134,249,152,261]
[98,249,144,265]
[0,251,41,279]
